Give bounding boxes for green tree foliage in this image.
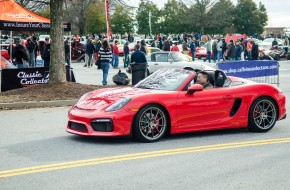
[207,0,235,34]
[37,7,50,18]
[85,1,106,34]
[136,1,160,36]
[257,2,268,33]
[110,5,135,36]
[187,0,215,33]
[160,0,190,34]
[233,0,267,35]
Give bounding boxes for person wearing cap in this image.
[42,37,50,67]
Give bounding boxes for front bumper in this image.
[66,106,135,137]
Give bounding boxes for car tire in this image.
[248,97,277,132]
[133,104,168,143]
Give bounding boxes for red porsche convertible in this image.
[67,68,286,142]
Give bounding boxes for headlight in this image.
[77,92,92,104]
[105,97,131,112]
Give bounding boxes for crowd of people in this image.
[2,31,289,86]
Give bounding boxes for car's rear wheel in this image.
[248,97,277,132]
[134,105,168,142]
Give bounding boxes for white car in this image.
[146,52,213,75]
[259,38,283,46]
[38,35,50,41]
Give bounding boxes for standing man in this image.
[163,37,170,51]
[112,40,119,68]
[235,40,243,61]
[123,41,130,68]
[32,36,39,66]
[42,37,50,68]
[26,37,36,67]
[221,39,228,61]
[14,39,29,68]
[131,44,147,64]
[189,38,196,61]
[203,38,212,63]
[227,40,236,61]
[251,40,259,60]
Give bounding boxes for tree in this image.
[15,0,49,12]
[187,0,215,33]
[37,7,50,18]
[160,0,189,34]
[64,0,97,35]
[85,1,106,34]
[206,0,235,34]
[110,5,134,37]
[49,0,66,83]
[136,1,160,36]
[233,0,267,35]
[257,2,268,34]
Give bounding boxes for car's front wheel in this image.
[248,97,277,132]
[133,105,168,142]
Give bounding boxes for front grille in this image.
[70,122,88,132]
[91,119,114,132]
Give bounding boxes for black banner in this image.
[0,21,71,31]
[1,66,75,92]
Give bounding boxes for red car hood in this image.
[76,87,152,110]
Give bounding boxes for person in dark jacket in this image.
[227,40,236,61]
[163,37,170,51]
[13,39,29,68]
[131,44,147,64]
[123,41,130,68]
[26,37,36,67]
[140,40,147,55]
[84,39,95,67]
[235,40,243,61]
[221,39,228,61]
[42,37,51,68]
[64,40,70,65]
[94,40,102,69]
[32,36,39,66]
[251,40,259,60]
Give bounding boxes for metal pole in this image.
[10,31,12,62]
[149,11,152,37]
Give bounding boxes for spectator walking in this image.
[42,37,50,67]
[98,40,112,85]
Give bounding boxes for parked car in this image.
[146,52,213,75]
[67,68,287,142]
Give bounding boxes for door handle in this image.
[154,63,159,65]
[222,95,234,100]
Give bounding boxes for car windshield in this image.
[171,52,189,62]
[135,68,192,91]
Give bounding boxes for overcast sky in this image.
[127,0,290,28]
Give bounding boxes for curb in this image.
[0,99,78,109]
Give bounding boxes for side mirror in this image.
[187,84,204,95]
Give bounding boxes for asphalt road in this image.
[0,61,290,190]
